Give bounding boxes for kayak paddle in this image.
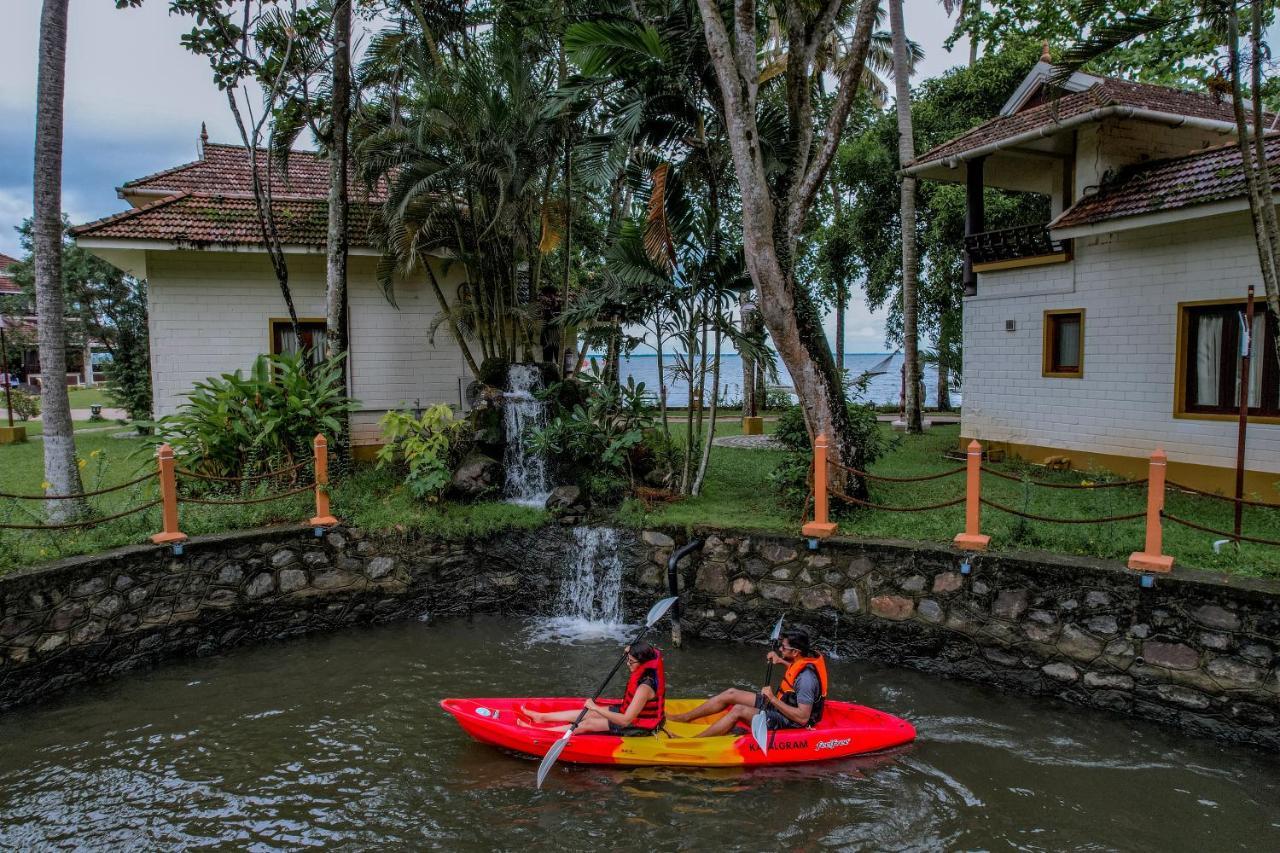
[535,595,678,789]
[752,615,785,754]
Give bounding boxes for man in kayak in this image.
[521,641,666,736]
[668,629,828,737]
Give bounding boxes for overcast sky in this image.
[1,3,972,354]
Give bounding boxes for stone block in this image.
[899,575,926,593]
[113,575,135,590]
[1191,604,1241,632]
[91,595,124,620]
[302,551,330,568]
[761,543,798,564]
[1057,625,1103,662]
[1153,684,1210,711]
[313,571,358,591]
[1042,662,1079,682]
[269,549,297,569]
[1084,590,1112,609]
[845,556,874,579]
[279,568,308,594]
[1084,671,1134,690]
[1199,632,1231,651]
[870,595,914,621]
[761,583,794,604]
[1240,643,1274,666]
[245,573,276,600]
[366,557,396,580]
[1142,641,1199,671]
[1024,622,1059,644]
[800,587,836,611]
[917,599,944,623]
[71,577,108,598]
[932,572,963,594]
[72,619,106,645]
[744,558,770,579]
[642,531,674,548]
[215,564,244,586]
[696,562,730,595]
[127,586,150,607]
[1085,615,1119,636]
[49,603,85,632]
[35,633,67,654]
[841,588,861,613]
[806,554,833,569]
[1206,656,1264,687]
[991,589,1028,621]
[325,531,348,551]
[731,577,756,596]
[1102,639,1136,668]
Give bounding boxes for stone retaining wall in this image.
[642,530,1280,751]
[0,524,585,711]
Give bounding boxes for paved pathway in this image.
[712,434,781,449]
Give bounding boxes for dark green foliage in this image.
[478,358,512,389]
[771,402,888,506]
[103,279,151,423]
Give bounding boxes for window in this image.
[1043,309,1084,378]
[1179,301,1279,417]
[270,319,328,366]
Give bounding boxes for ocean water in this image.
[593,352,958,408]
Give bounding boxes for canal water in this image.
[0,615,1276,850]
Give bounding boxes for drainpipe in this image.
[666,537,704,648]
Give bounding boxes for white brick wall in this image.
[146,251,471,444]
[963,209,1280,473]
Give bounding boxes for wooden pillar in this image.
[151,444,187,545]
[963,156,985,297]
[310,434,339,527]
[1128,449,1174,572]
[801,434,838,539]
[954,440,990,550]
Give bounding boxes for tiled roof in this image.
[914,77,1249,167]
[71,192,380,248]
[1052,136,1280,230]
[121,143,386,202]
[0,252,20,294]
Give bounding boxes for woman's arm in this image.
[586,684,655,727]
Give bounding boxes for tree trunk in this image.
[326,0,352,448]
[937,343,952,411]
[655,314,669,437]
[739,295,755,416]
[692,322,722,496]
[34,0,86,522]
[835,282,846,375]
[890,0,923,434]
[968,0,981,66]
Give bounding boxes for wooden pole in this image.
[954,439,990,550]
[310,433,338,527]
[150,443,187,545]
[1,328,14,428]
[801,433,837,539]
[1234,286,1254,543]
[1128,448,1173,572]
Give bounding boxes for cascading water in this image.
[528,527,629,644]
[502,364,551,506]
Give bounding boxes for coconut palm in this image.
[890,0,923,433]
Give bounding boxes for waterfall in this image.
[502,364,551,506]
[527,527,629,644]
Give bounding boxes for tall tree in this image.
[694,0,880,483]
[33,0,85,521]
[889,0,922,432]
[326,0,352,375]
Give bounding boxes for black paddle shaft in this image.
[566,621,659,732]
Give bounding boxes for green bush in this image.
[376,404,472,501]
[770,403,887,505]
[103,280,153,422]
[8,389,40,421]
[159,352,358,478]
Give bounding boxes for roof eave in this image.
[75,236,382,256]
[1050,196,1252,240]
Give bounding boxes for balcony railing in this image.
[964,223,1070,269]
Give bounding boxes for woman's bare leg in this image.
[696,705,757,738]
[667,688,758,723]
[522,705,599,724]
[538,714,611,734]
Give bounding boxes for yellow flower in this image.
[77,459,87,469]
[41,481,51,490]
[90,449,102,458]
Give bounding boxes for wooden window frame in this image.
[268,317,329,359]
[1174,298,1280,423]
[1042,309,1085,378]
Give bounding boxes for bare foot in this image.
[520,705,546,724]
[667,711,695,723]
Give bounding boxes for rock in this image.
[870,595,915,621]
[985,648,1020,667]
[918,599,944,623]
[1191,604,1241,632]
[845,556,874,579]
[1206,656,1264,687]
[72,619,106,645]
[1154,684,1210,711]
[761,583,794,604]
[1142,641,1199,670]
[325,531,348,551]
[1128,623,1151,639]
[991,589,1029,621]
[1199,632,1231,651]
[806,554,833,569]
[1057,625,1103,661]
[278,568,308,593]
[1102,639,1136,667]
[744,559,770,579]
[761,543,798,564]
[270,549,297,569]
[451,452,503,499]
[366,557,396,581]
[1084,590,1112,609]
[800,587,836,611]
[972,581,990,596]
[696,562,729,595]
[770,568,792,580]
[127,586,149,607]
[1085,615,1119,636]
[91,595,124,619]
[312,571,357,590]
[1042,662,1079,683]
[642,531,675,548]
[1024,621,1059,644]
[245,573,275,600]
[1084,671,1134,690]
[114,575,135,590]
[49,603,85,632]
[545,485,582,513]
[841,588,861,613]
[302,550,330,568]
[0,616,33,640]
[900,575,926,593]
[72,577,108,598]
[35,633,67,654]
[932,572,963,594]
[638,567,662,589]
[1240,643,1274,666]
[215,564,244,586]
[731,577,756,596]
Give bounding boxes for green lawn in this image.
[66,387,111,408]
[8,419,125,436]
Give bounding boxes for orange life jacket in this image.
[779,654,828,726]
[621,651,666,730]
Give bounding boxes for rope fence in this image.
[178,483,315,506]
[176,458,310,483]
[0,499,162,531]
[0,470,155,501]
[801,437,1280,570]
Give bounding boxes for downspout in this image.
[666,537,705,647]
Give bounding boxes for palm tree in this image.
[890,0,923,433]
[941,0,982,66]
[34,0,86,521]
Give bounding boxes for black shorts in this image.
[606,704,658,737]
[754,693,805,731]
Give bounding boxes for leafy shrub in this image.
[764,387,795,411]
[103,281,153,422]
[770,403,887,505]
[159,352,358,478]
[532,375,655,499]
[8,389,40,421]
[376,404,472,501]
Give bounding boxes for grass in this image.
[9,419,128,436]
[66,388,111,408]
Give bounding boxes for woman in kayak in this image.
[668,629,828,737]
[521,641,666,736]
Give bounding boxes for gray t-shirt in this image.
[788,667,821,708]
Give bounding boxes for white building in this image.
[906,58,1280,499]
[73,136,472,457]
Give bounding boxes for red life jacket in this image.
[620,651,666,730]
[779,654,828,726]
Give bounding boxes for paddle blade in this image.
[536,730,572,789]
[645,596,679,628]
[769,615,784,642]
[751,711,769,755]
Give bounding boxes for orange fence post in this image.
[801,433,838,539]
[954,440,990,551]
[1128,448,1174,572]
[309,434,339,527]
[150,443,187,545]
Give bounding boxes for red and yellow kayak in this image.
[441,697,916,767]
